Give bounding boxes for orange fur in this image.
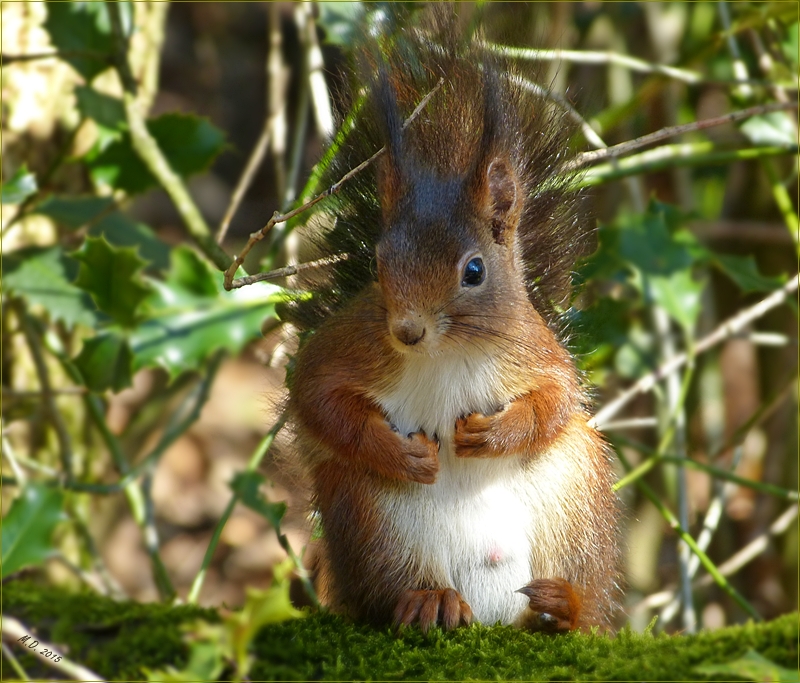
[286,16,621,633]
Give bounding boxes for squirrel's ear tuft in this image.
[472,154,522,246]
[374,71,406,224]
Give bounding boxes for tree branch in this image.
[223,77,445,291]
[591,274,799,430]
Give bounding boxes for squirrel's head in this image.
[374,66,532,355]
[376,140,528,355]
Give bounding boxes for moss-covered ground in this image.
[2,579,797,681]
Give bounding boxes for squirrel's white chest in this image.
[373,350,504,439]
[373,352,533,626]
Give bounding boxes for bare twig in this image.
[1,50,110,66]
[298,2,334,140]
[1,616,106,681]
[483,42,795,89]
[228,253,349,288]
[223,77,446,291]
[566,101,798,171]
[591,274,800,429]
[15,304,73,480]
[1,641,30,681]
[634,504,798,613]
[217,120,272,245]
[107,3,232,272]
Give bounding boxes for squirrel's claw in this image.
[393,588,473,633]
[517,578,581,632]
[453,411,497,458]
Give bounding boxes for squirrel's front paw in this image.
[397,430,440,484]
[393,588,473,633]
[517,578,581,633]
[454,410,501,458]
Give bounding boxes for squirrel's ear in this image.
[374,71,406,223]
[376,152,404,222]
[472,154,522,246]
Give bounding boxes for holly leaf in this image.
[75,85,127,140]
[34,195,114,230]
[231,471,287,530]
[129,272,286,380]
[317,2,365,46]
[2,166,37,204]
[86,113,227,194]
[73,333,133,393]
[167,246,220,297]
[712,254,785,293]
[1,483,64,578]
[43,2,131,82]
[72,236,150,328]
[89,211,171,272]
[2,246,99,328]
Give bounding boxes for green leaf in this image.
[73,333,133,393]
[713,254,786,293]
[645,270,705,334]
[740,113,797,148]
[42,1,124,82]
[2,247,99,328]
[230,471,287,530]
[143,566,301,683]
[86,113,227,194]
[1,483,64,578]
[2,166,37,204]
[75,85,127,138]
[167,246,220,297]
[34,195,114,230]
[89,212,171,272]
[129,277,284,380]
[317,2,365,46]
[695,649,800,682]
[72,236,151,328]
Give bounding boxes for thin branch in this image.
[14,304,73,480]
[1,641,30,681]
[600,417,658,431]
[41,331,175,601]
[227,253,349,288]
[511,74,607,150]
[106,2,232,272]
[223,77,446,291]
[483,42,794,89]
[187,416,289,604]
[578,141,798,188]
[634,504,798,613]
[298,2,334,140]
[591,274,800,430]
[217,120,271,246]
[566,101,798,171]
[0,50,110,66]
[616,449,761,621]
[1,616,106,681]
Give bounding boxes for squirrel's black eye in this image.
[461,257,485,287]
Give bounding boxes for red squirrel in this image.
[283,13,621,633]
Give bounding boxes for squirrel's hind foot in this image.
[393,588,473,633]
[517,578,581,632]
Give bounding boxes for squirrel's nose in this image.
[391,319,426,346]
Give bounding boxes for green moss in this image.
[2,579,218,680]
[3,579,797,681]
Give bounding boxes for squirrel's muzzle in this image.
[390,317,426,347]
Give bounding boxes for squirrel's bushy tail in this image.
[281,7,585,333]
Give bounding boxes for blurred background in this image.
[1,1,797,634]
